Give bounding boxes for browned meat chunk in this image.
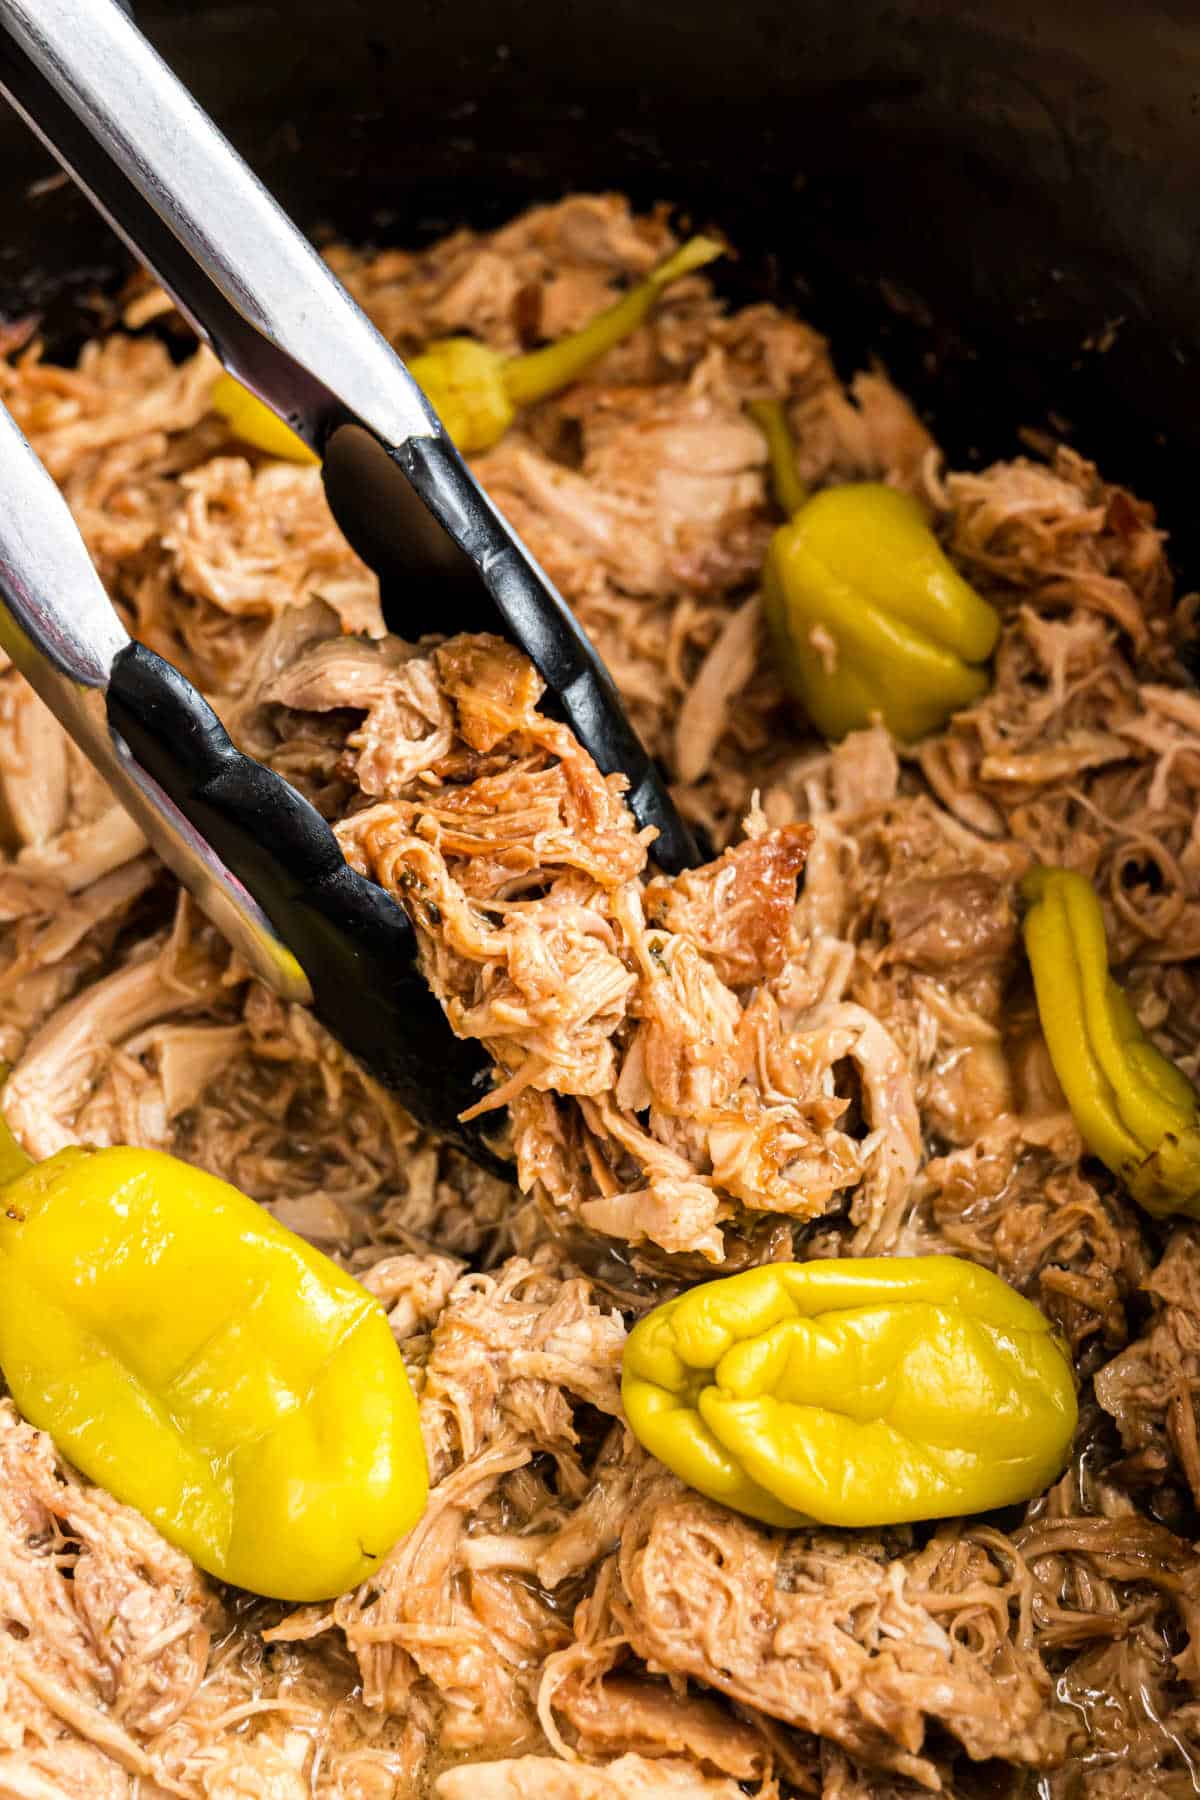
[878,871,1017,972]
[643,823,813,988]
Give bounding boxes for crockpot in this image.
[1,0,1197,573]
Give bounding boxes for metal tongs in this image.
[0,0,700,1174]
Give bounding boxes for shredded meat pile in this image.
[1,192,1200,1796]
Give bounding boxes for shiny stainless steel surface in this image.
[0,399,313,1002]
[0,0,437,455]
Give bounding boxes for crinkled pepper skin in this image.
[622,1256,1076,1529]
[0,1146,427,1600]
[1021,866,1200,1216]
[214,235,722,461]
[762,484,1000,743]
[405,335,517,453]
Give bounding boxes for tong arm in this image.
[0,0,435,456]
[0,396,312,1001]
[0,401,510,1174]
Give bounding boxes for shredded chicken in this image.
[600,1473,1075,1786]
[1,190,1199,1796]
[435,1755,757,1798]
[1096,1229,1200,1512]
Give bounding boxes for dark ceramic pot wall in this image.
[2,1,1198,566]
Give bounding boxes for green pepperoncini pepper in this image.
[750,399,1001,742]
[1021,865,1200,1216]
[214,234,723,461]
[0,1145,428,1600]
[622,1256,1077,1528]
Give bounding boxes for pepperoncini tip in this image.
[501,231,724,415]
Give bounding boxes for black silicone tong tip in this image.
[320,424,703,878]
[106,641,512,1181]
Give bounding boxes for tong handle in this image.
[0,0,434,456]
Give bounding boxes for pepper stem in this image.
[747,397,808,517]
[502,234,724,408]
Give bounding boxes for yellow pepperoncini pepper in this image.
[622,1256,1076,1529]
[0,1145,427,1600]
[210,374,320,465]
[213,234,723,461]
[1021,866,1200,1216]
[751,399,1001,742]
